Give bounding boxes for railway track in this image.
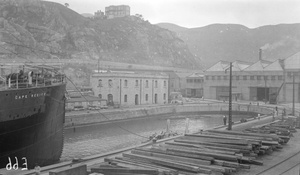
[255,149,300,175]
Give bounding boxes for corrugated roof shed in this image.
[222,60,252,71]
[205,61,230,72]
[67,95,105,102]
[244,60,271,71]
[187,72,204,78]
[232,61,252,71]
[264,60,283,71]
[284,51,300,70]
[261,60,272,68]
[175,72,195,78]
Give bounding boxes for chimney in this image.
[279,59,285,70]
[259,49,262,61]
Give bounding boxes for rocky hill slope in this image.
[0,0,200,68]
[157,23,300,67]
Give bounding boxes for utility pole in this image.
[97,59,100,73]
[264,76,267,104]
[228,62,232,130]
[292,73,295,116]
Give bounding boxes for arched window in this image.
[124,94,127,102]
[145,94,148,101]
[98,94,102,99]
[135,80,138,86]
[98,79,102,87]
[124,80,128,87]
[108,79,113,87]
[146,80,149,88]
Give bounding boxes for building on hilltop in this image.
[90,70,168,106]
[105,5,130,19]
[203,52,300,103]
[94,10,105,19]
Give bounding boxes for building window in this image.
[145,94,148,101]
[108,79,113,87]
[217,76,221,80]
[146,80,149,88]
[257,76,261,80]
[98,79,102,87]
[243,76,247,80]
[278,75,283,80]
[135,80,138,86]
[155,80,158,88]
[250,76,254,80]
[124,95,127,102]
[271,76,276,80]
[124,80,128,87]
[163,93,166,100]
[206,76,209,80]
[236,76,239,80]
[211,76,215,80]
[164,81,166,87]
[98,94,102,99]
[223,76,227,80]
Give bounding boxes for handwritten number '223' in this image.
[6,157,28,170]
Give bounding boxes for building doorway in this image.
[257,87,269,101]
[107,94,113,106]
[191,89,196,97]
[135,94,139,105]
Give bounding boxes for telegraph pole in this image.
[97,59,100,73]
[264,76,267,104]
[228,62,232,130]
[292,73,295,116]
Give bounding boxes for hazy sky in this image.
[47,0,300,28]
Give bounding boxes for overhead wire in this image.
[1,40,149,140]
[0,43,149,166]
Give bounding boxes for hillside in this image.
[0,0,200,69]
[157,23,300,67]
[156,23,188,33]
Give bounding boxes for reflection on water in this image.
[61,114,252,161]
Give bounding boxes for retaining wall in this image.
[64,103,290,128]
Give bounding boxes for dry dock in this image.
[1,103,299,175]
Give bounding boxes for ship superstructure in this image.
[0,64,66,168]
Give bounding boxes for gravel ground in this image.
[231,116,300,175]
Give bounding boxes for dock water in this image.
[1,103,299,175]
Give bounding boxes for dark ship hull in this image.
[0,83,66,168]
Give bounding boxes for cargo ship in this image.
[0,64,66,168]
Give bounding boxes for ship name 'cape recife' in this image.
[0,63,67,169]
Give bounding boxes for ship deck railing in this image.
[0,75,66,90]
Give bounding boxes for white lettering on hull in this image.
[15,93,46,100]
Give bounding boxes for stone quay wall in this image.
[64,103,296,128]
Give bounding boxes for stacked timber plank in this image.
[88,121,297,175]
[246,119,297,139]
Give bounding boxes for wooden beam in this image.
[123,153,212,174]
